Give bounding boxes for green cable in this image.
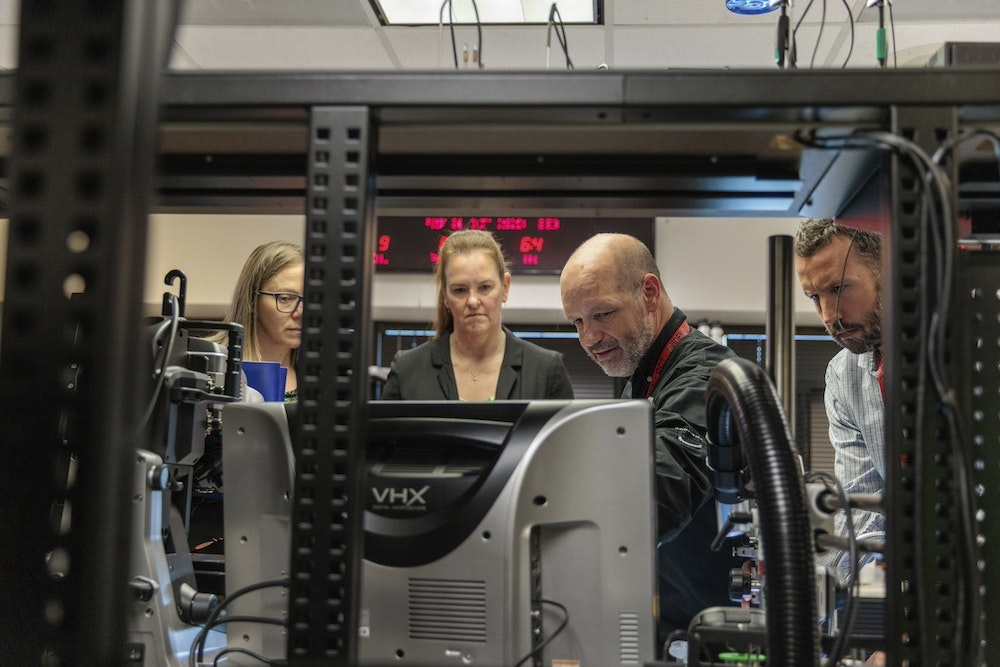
[876,28,887,64]
[718,651,766,664]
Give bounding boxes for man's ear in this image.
[640,273,661,312]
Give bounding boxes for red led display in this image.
[374,216,654,274]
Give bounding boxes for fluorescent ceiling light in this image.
[371,0,601,25]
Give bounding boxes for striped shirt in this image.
[821,347,886,568]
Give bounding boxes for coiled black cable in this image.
[705,357,819,667]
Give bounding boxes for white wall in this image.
[144,213,305,318]
[0,214,819,327]
[143,214,818,326]
[655,217,812,326]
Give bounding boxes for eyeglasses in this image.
[258,290,304,313]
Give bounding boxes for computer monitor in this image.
[222,399,658,666]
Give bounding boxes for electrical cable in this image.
[448,0,458,68]
[139,292,180,431]
[710,511,753,551]
[511,599,570,667]
[189,578,289,667]
[545,3,555,69]
[927,131,990,667]
[809,0,827,70]
[933,129,1000,185]
[794,0,858,68]
[706,357,820,666]
[793,127,984,667]
[875,0,886,68]
[903,131,975,667]
[776,0,796,68]
[555,7,573,69]
[199,615,285,643]
[211,646,277,666]
[911,146,936,667]
[829,228,860,342]
[546,3,574,70]
[917,137,976,667]
[438,0,481,69]
[862,1,896,68]
[887,1,897,68]
[790,0,818,68]
[438,0,458,69]
[469,0,482,68]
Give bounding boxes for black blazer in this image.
[380,328,574,400]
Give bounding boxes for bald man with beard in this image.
[560,233,743,649]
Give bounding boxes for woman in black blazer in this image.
[380,230,573,401]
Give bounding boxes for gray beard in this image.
[594,316,657,378]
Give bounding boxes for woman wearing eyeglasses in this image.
[190,241,303,559]
[220,240,304,402]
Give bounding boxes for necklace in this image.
[451,333,505,384]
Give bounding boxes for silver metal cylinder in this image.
[766,235,796,426]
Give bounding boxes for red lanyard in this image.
[876,349,885,403]
[645,321,692,399]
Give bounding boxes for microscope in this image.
[124,270,244,666]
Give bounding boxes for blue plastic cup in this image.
[242,361,288,402]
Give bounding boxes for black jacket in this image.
[625,309,744,640]
[380,327,574,400]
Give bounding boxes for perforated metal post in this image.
[958,249,999,664]
[287,106,374,664]
[0,1,174,664]
[883,106,987,666]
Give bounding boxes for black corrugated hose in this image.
[705,357,820,666]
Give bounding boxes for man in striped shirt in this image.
[794,218,885,569]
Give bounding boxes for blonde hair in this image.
[215,241,304,363]
[433,230,508,336]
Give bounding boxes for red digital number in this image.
[497,217,527,231]
[536,217,561,231]
[519,236,544,253]
[378,234,391,252]
[425,217,447,231]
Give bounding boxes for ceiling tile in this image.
[179,0,373,27]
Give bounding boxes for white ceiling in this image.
[1,0,999,73]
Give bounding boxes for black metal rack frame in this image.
[1,3,999,665]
